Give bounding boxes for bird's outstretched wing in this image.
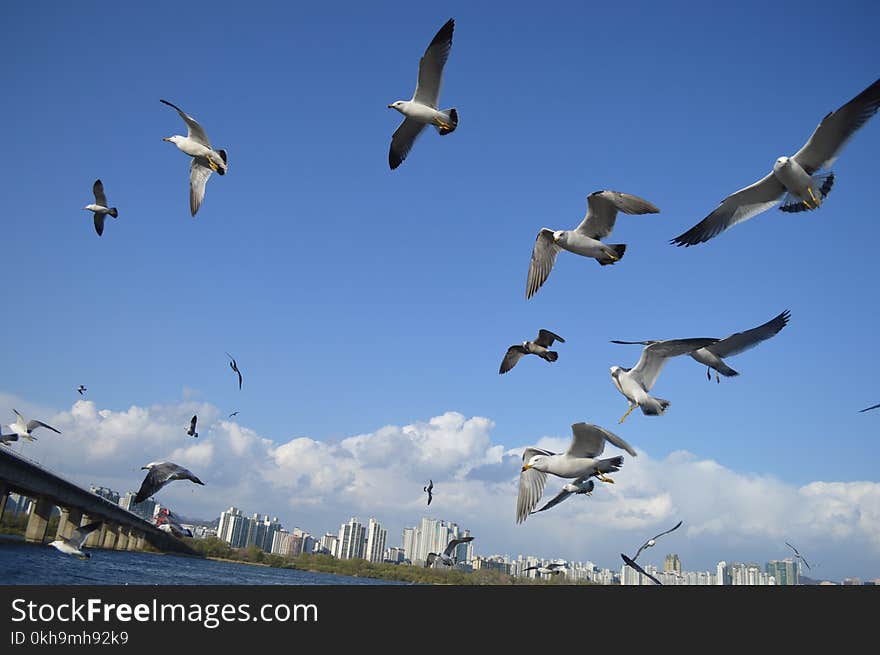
[413,18,454,108]
[499,345,528,374]
[534,329,565,348]
[526,229,560,299]
[859,403,880,413]
[631,339,719,391]
[575,190,660,240]
[92,179,107,206]
[670,173,786,246]
[517,448,551,523]
[70,522,103,549]
[189,158,213,217]
[425,553,437,568]
[26,419,61,434]
[160,99,212,147]
[443,536,474,557]
[531,487,575,514]
[621,554,662,585]
[389,118,427,170]
[792,78,880,173]
[567,422,637,458]
[705,310,790,358]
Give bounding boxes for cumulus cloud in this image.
[2,393,878,580]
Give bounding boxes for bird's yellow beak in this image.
[521,464,532,472]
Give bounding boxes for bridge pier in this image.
[115,526,129,550]
[25,497,53,543]
[56,508,83,540]
[100,522,117,549]
[82,515,103,547]
[126,528,138,551]
[135,534,146,551]
[0,481,8,522]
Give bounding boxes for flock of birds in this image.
[4,17,877,578]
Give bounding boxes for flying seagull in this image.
[77,385,87,395]
[499,329,566,374]
[160,99,227,216]
[226,352,242,389]
[522,562,566,576]
[609,338,718,423]
[48,522,103,559]
[613,310,790,383]
[785,541,812,571]
[859,403,880,413]
[387,18,458,170]
[424,479,433,506]
[631,521,683,562]
[516,422,637,523]
[671,78,880,246]
[620,554,662,585]
[135,461,204,504]
[228,411,239,418]
[526,190,660,299]
[186,415,198,438]
[7,409,62,442]
[530,478,595,515]
[83,179,118,237]
[425,535,474,568]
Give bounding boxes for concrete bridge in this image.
[0,447,195,555]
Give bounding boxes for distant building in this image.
[336,518,366,560]
[472,556,511,575]
[384,547,406,563]
[664,553,682,574]
[717,561,730,585]
[842,578,862,586]
[119,491,156,521]
[217,507,249,548]
[766,559,799,586]
[402,517,472,565]
[365,518,387,563]
[90,485,120,505]
[318,533,338,556]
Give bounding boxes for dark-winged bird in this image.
[135,462,204,504]
[186,415,198,438]
[424,479,433,506]
[226,352,242,389]
[499,329,565,374]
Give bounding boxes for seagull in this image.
[620,554,662,585]
[522,562,566,576]
[630,521,683,562]
[785,541,812,571]
[49,522,103,559]
[425,535,474,568]
[424,479,433,506]
[134,461,204,504]
[387,18,458,170]
[228,411,239,418]
[859,403,880,413]
[83,179,118,237]
[613,310,790,383]
[516,422,637,523]
[526,190,660,299]
[7,409,62,442]
[226,352,242,390]
[160,99,227,216]
[499,329,566,374]
[77,385,87,395]
[186,415,198,438]
[530,478,595,515]
[671,78,880,246]
[609,338,718,423]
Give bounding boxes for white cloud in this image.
[3,394,878,581]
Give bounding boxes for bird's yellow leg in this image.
[607,251,620,262]
[596,472,615,484]
[807,186,821,207]
[619,405,635,424]
[435,118,451,131]
[208,159,219,173]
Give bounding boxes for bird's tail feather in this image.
[714,362,739,377]
[109,208,118,218]
[215,149,228,176]
[640,396,670,416]
[597,244,626,266]
[435,108,458,135]
[780,172,834,213]
[541,351,559,362]
[598,455,624,473]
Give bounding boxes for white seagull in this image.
[161,99,227,216]
[425,535,474,568]
[522,562,566,576]
[526,191,660,299]
[631,520,683,562]
[83,179,118,237]
[530,477,595,515]
[135,461,204,504]
[7,409,62,442]
[516,422,637,524]
[672,78,880,246]
[49,522,103,559]
[499,329,565,374]
[387,18,458,170]
[609,338,718,423]
[613,310,790,383]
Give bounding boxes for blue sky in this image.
[2,1,879,579]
